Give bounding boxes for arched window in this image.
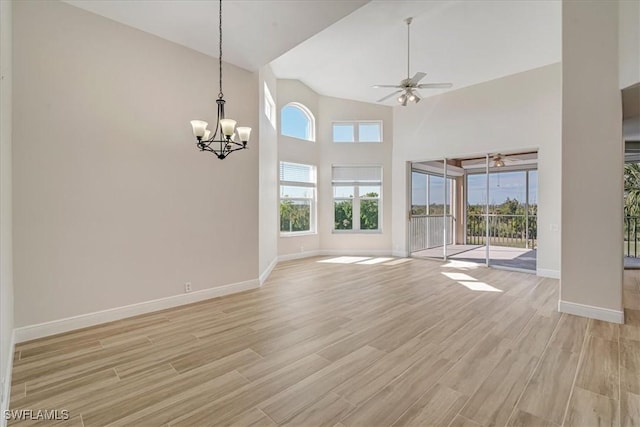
[281,103,315,142]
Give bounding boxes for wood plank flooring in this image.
[9,257,640,426]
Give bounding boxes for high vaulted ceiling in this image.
[63,0,561,105]
[271,0,561,104]
[62,0,368,72]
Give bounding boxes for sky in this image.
[281,105,310,140]
[412,170,538,206]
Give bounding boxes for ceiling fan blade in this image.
[417,83,453,89]
[409,72,426,85]
[377,90,402,103]
[372,84,402,88]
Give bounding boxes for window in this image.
[332,121,382,143]
[281,103,315,141]
[333,165,382,232]
[264,82,276,129]
[280,162,316,234]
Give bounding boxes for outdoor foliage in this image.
[334,200,353,230]
[625,163,640,217]
[335,192,379,230]
[413,198,538,248]
[624,164,640,255]
[360,197,379,230]
[280,200,310,232]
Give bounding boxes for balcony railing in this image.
[467,214,537,249]
[409,215,453,252]
[625,216,640,258]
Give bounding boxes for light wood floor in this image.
[9,256,640,426]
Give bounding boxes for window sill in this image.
[280,231,317,238]
[332,230,383,235]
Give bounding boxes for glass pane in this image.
[411,172,427,215]
[281,105,311,140]
[467,173,488,246]
[489,171,526,214]
[360,199,379,230]
[489,171,526,248]
[528,170,538,248]
[280,185,313,199]
[334,200,353,230]
[333,124,354,142]
[429,175,445,215]
[333,185,354,198]
[359,185,380,198]
[358,123,381,142]
[280,200,311,232]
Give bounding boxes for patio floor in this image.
[625,256,640,269]
[413,244,537,272]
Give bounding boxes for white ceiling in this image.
[63,0,560,105]
[62,0,368,72]
[271,0,561,104]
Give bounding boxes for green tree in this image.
[625,163,640,217]
[280,200,310,232]
[360,192,379,230]
[334,200,353,230]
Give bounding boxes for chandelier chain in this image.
[218,0,223,99]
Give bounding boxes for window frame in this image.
[279,161,317,236]
[264,82,276,129]
[332,165,383,233]
[332,120,383,144]
[281,102,315,142]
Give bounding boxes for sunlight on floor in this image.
[317,257,412,266]
[357,257,394,265]
[441,271,503,292]
[382,258,412,266]
[318,256,371,264]
[458,281,503,292]
[441,272,476,281]
[441,260,480,270]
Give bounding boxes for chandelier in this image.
[189,0,251,160]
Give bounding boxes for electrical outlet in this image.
[185,282,192,293]
[300,246,304,253]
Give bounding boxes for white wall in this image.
[318,96,393,253]
[258,65,278,280]
[0,0,14,415]
[13,0,259,328]
[392,64,562,275]
[560,0,623,322]
[619,0,640,89]
[276,80,393,258]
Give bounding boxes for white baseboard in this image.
[279,249,397,263]
[558,300,624,324]
[392,250,409,258]
[536,268,560,279]
[14,279,260,343]
[1,331,15,427]
[259,257,278,286]
[278,250,321,262]
[320,249,392,257]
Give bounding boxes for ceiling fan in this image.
[461,152,537,169]
[372,17,452,106]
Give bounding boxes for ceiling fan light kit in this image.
[373,17,452,106]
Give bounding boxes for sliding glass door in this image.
[409,159,456,260]
[464,165,537,270]
[411,152,538,271]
